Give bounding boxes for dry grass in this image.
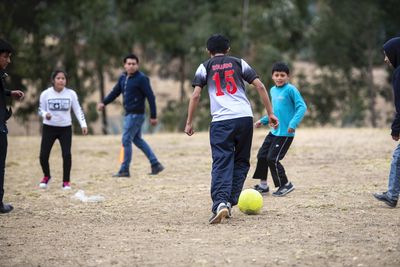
[0,128,399,266]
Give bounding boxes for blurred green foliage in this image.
[1,0,399,133]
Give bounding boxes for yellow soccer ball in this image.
[238,189,263,215]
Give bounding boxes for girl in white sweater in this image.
[38,70,87,190]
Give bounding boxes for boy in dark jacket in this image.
[373,37,400,208]
[0,39,24,214]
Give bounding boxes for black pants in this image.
[252,132,293,188]
[39,125,72,182]
[210,117,253,212]
[0,132,7,203]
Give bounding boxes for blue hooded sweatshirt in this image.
[383,37,400,136]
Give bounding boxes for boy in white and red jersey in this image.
[185,34,278,224]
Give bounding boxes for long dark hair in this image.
[50,70,68,85]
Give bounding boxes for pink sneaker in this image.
[39,176,51,189]
[62,182,71,190]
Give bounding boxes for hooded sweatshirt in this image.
[383,37,400,136]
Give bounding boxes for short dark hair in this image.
[206,34,230,54]
[123,54,139,64]
[0,38,14,54]
[51,70,68,84]
[271,62,290,75]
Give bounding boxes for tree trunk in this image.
[366,47,377,128]
[179,54,186,103]
[178,54,189,131]
[242,0,249,55]
[97,65,108,135]
[362,7,377,128]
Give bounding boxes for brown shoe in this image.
[150,163,164,175]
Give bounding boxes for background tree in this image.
[308,0,399,127]
[1,0,400,133]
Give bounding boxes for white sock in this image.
[259,181,268,189]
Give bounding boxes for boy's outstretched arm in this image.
[184,86,202,136]
[251,78,279,128]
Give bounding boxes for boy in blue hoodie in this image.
[373,37,400,208]
[252,62,306,196]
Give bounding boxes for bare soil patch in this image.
[1,128,399,266]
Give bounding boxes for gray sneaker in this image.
[272,182,295,197]
[254,184,270,194]
[209,203,229,224]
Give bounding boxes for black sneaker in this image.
[112,171,130,178]
[254,184,270,194]
[272,182,295,197]
[0,203,13,214]
[373,192,398,208]
[209,203,229,224]
[150,163,164,175]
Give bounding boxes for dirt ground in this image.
[0,128,399,267]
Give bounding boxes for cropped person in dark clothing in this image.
[97,54,164,178]
[373,37,400,208]
[0,39,24,214]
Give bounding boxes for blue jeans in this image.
[387,144,400,200]
[120,114,158,173]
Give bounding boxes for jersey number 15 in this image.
[212,70,238,96]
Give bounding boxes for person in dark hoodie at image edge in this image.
[373,37,400,208]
